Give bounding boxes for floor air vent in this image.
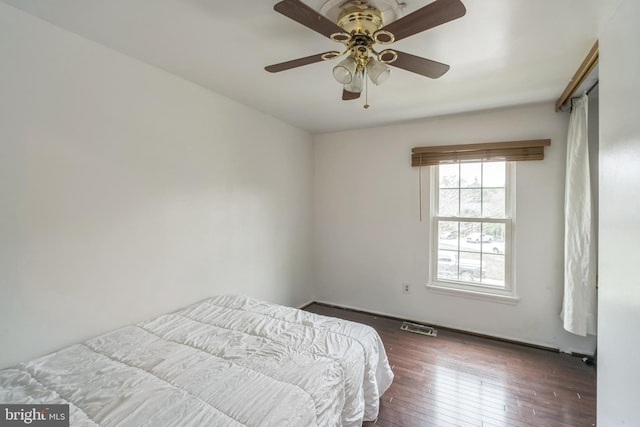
[401,322,438,337]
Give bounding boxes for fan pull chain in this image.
[364,70,370,109]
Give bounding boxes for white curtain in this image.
[561,94,597,336]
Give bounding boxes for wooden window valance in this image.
[411,139,551,167]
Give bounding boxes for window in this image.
[428,160,516,300]
[412,139,549,301]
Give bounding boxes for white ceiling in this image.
[1,0,600,133]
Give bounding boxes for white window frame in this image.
[426,161,519,304]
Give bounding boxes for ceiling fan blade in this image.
[265,52,336,73]
[379,0,466,42]
[274,0,344,39]
[342,89,361,100]
[388,50,450,78]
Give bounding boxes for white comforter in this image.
[0,295,393,426]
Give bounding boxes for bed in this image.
[0,295,393,426]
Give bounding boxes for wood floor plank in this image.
[304,303,596,427]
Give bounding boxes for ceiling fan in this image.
[265,0,466,102]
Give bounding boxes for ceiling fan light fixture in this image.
[366,58,391,85]
[344,67,365,93]
[333,56,358,84]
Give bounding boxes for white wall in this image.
[597,0,640,423]
[314,102,596,355]
[0,3,313,369]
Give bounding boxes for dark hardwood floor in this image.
[304,303,596,427]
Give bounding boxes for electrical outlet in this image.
[402,283,411,294]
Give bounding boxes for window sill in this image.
[426,283,520,305]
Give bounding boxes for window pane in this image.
[483,162,505,188]
[482,188,505,218]
[481,223,505,251]
[438,221,459,251]
[439,164,459,189]
[458,251,482,282]
[460,222,481,253]
[437,250,459,281]
[460,162,482,188]
[460,189,481,217]
[439,189,459,216]
[481,253,505,287]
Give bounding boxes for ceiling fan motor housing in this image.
[337,5,383,35]
[317,0,404,27]
[335,5,393,67]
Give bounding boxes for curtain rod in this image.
[555,41,599,111]
[568,80,599,111]
[586,80,599,96]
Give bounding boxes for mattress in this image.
[0,295,393,426]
